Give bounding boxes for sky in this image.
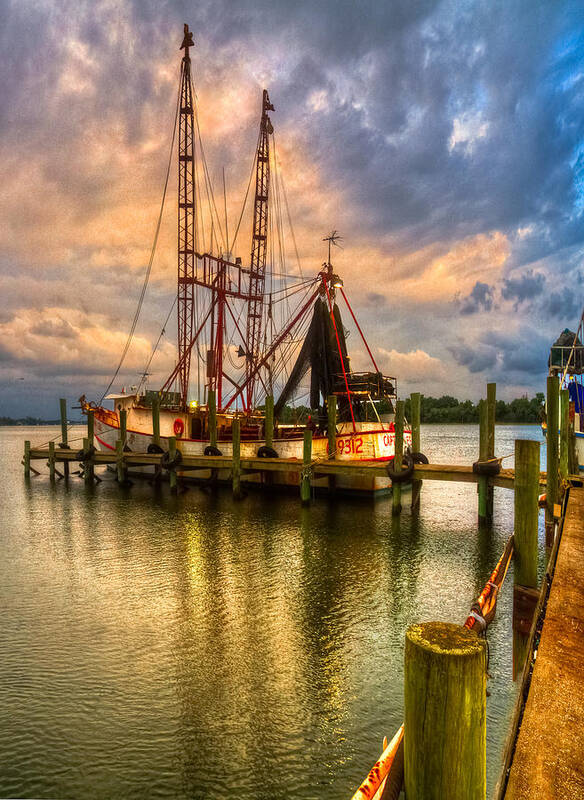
[1,0,583,417]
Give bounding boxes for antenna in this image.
[323,230,343,264]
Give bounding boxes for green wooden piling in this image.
[486,382,496,519]
[24,440,30,478]
[264,394,274,449]
[559,388,569,482]
[208,389,217,448]
[392,400,404,515]
[120,408,127,448]
[301,428,312,505]
[48,441,56,482]
[232,418,241,499]
[404,621,486,800]
[87,409,94,447]
[514,439,540,589]
[59,398,69,478]
[478,399,488,521]
[327,395,337,457]
[116,439,125,484]
[83,437,93,485]
[168,436,177,493]
[546,376,559,547]
[410,393,422,510]
[152,394,161,447]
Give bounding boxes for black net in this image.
[549,328,584,374]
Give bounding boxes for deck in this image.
[504,486,584,798]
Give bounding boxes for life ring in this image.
[204,445,222,457]
[173,418,184,437]
[258,445,278,458]
[472,459,501,477]
[386,452,414,483]
[411,451,429,465]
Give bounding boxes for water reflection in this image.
[0,424,546,799]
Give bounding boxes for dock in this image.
[503,485,584,799]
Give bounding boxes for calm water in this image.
[0,424,545,799]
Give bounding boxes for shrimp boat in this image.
[547,310,584,471]
[82,24,411,493]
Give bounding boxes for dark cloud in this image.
[449,344,498,374]
[458,281,494,314]
[366,292,386,306]
[501,270,546,309]
[29,318,77,339]
[543,285,581,320]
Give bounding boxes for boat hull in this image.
[93,409,413,494]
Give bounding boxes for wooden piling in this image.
[478,399,488,521]
[559,388,569,482]
[264,394,274,449]
[59,398,69,478]
[24,440,30,478]
[301,428,312,505]
[87,409,94,447]
[152,394,161,447]
[83,437,94,485]
[486,382,496,519]
[168,436,177,493]
[546,376,559,548]
[404,621,486,800]
[410,392,422,511]
[115,439,125,485]
[328,395,337,457]
[232,418,241,499]
[392,400,404,516]
[514,439,540,589]
[120,408,127,448]
[48,441,56,482]
[208,389,217,448]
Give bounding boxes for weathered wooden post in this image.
[559,388,569,482]
[120,408,127,448]
[48,441,56,482]
[264,394,274,449]
[24,440,31,478]
[486,382,496,519]
[115,439,125,485]
[87,409,94,447]
[546,375,559,548]
[404,621,486,800]
[301,428,312,505]
[392,400,404,516]
[327,395,337,494]
[232,418,241,499]
[514,439,540,588]
[328,395,337,456]
[152,394,161,447]
[59,398,69,478]
[168,435,177,493]
[478,399,488,521]
[208,389,217,448]
[410,392,422,510]
[513,438,540,677]
[83,437,94,485]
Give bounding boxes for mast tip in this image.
[181,23,194,50]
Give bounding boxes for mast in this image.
[177,23,195,409]
[244,90,274,412]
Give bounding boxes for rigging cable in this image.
[99,62,182,404]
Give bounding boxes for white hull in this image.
[93,405,413,494]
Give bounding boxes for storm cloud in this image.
[0,0,583,415]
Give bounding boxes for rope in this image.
[99,63,182,404]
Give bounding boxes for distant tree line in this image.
[401,393,546,424]
[270,393,546,425]
[0,416,61,426]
